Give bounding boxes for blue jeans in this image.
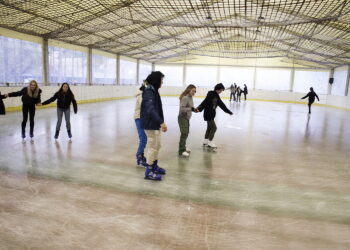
[135,119,147,157]
[56,107,70,131]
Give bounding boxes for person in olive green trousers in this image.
[178,84,198,157]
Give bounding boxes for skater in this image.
[7,80,42,141]
[228,84,236,102]
[301,87,319,114]
[196,83,233,149]
[140,71,167,181]
[42,82,77,140]
[134,80,147,166]
[178,84,197,157]
[243,84,248,101]
[236,86,242,103]
[0,91,7,115]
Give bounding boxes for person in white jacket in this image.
[134,80,148,166]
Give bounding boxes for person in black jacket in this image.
[140,71,167,181]
[0,91,7,115]
[301,87,319,114]
[243,84,248,101]
[196,83,233,148]
[236,86,242,102]
[6,80,42,141]
[42,82,77,140]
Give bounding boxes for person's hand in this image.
[229,111,233,115]
[36,103,42,106]
[160,123,167,132]
[4,94,8,98]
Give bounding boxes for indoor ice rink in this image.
[0,1,350,249]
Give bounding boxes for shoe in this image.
[180,151,190,157]
[67,130,72,139]
[136,154,146,167]
[208,141,217,148]
[144,167,162,181]
[153,160,166,175]
[186,148,191,153]
[54,130,59,140]
[203,139,208,147]
[30,137,34,143]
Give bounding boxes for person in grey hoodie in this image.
[178,84,198,157]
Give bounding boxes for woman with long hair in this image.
[178,84,197,157]
[42,82,77,140]
[140,71,167,181]
[134,80,148,166]
[7,80,42,141]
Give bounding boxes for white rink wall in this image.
[1,85,350,110]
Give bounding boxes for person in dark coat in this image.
[196,83,233,148]
[0,91,7,115]
[42,82,78,140]
[7,80,42,141]
[301,87,319,114]
[140,71,167,181]
[243,84,248,101]
[236,86,242,103]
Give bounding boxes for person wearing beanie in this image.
[301,87,319,114]
[196,83,233,149]
[140,71,167,181]
[134,80,148,166]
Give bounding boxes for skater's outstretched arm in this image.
[315,93,320,101]
[8,88,26,98]
[42,92,58,105]
[301,93,309,99]
[72,95,78,114]
[218,98,233,115]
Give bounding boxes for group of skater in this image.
[134,71,233,181]
[227,83,248,102]
[0,73,320,182]
[0,80,78,142]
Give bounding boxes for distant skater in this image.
[6,80,42,142]
[301,87,319,114]
[178,84,197,157]
[196,83,233,149]
[42,83,77,140]
[228,84,236,102]
[243,84,248,101]
[236,86,242,103]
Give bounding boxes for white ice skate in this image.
[186,148,191,153]
[181,151,190,157]
[207,141,217,149]
[203,139,208,147]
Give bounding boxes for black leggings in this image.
[22,104,36,137]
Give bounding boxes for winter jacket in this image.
[179,95,194,120]
[140,85,164,130]
[0,92,6,115]
[8,87,41,106]
[243,86,248,94]
[302,91,319,103]
[134,90,143,119]
[197,91,232,121]
[42,91,78,113]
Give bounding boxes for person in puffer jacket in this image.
[140,71,167,181]
[42,82,77,140]
[7,80,42,141]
